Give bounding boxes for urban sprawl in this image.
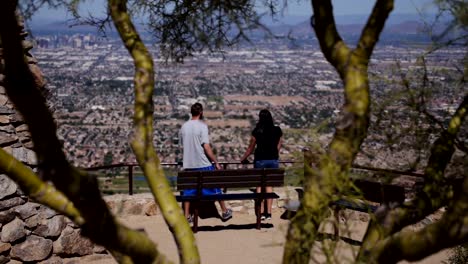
[34,33,466,171]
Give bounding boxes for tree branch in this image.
[108,0,199,263]
[283,1,395,263]
[355,0,394,61]
[359,94,468,261]
[370,176,468,263]
[0,2,163,263]
[311,0,350,78]
[0,148,83,225]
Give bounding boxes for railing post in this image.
[128,165,133,195]
[223,163,228,170]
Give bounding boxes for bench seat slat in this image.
[177,180,284,190]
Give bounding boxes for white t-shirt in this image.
[179,119,212,169]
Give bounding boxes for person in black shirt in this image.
[240,109,282,220]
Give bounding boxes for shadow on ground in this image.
[196,223,274,232]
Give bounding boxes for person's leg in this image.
[218,200,232,220]
[184,201,190,218]
[181,189,196,222]
[266,186,273,215]
[218,200,227,212]
[254,161,266,216]
[263,160,278,219]
[184,201,193,223]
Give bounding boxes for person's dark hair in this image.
[191,103,203,116]
[255,109,274,133]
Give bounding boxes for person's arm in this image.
[203,143,221,170]
[178,129,183,166]
[240,136,256,162]
[277,126,283,154]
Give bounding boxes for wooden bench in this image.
[285,179,405,213]
[283,179,405,240]
[330,179,405,239]
[331,179,406,212]
[175,168,285,233]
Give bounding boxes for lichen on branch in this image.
[108,0,199,263]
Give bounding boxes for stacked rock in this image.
[0,14,107,263]
[0,176,105,263]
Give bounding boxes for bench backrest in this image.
[177,168,285,191]
[350,179,405,204]
[296,179,406,204]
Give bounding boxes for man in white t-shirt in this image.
[179,103,232,223]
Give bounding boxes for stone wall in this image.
[0,176,106,263]
[0,14,107,263]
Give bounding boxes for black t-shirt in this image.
[252,125,282,161]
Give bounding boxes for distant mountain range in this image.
[29,13,440,39]
[262,13,433,26]
[268,19,426,37]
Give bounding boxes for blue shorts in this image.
[181,165,222,196]
[254,160,279,169]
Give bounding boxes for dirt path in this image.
[74,209,449,264]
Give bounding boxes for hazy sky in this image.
[288,0,434,16]
[33,0,436,21]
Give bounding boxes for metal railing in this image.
[84,161,425,195]
[84,161,299,195]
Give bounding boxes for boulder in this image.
[122,199,147,215]
[9,142,22,148]
[0,175,17,200]
[10,235,52,262]
[0,218,26,243]
[0,95,7,106]
[93,244,107,254]
[26,206,59,229]
[0,133,17,147]
[12,202,41,219]
[0,124,15,134]
[64,217,79,228]
[10,147,37,165]
[33,215,66,238]
[0,115,9,124]
[14,124,28,133]
[24,140,34,149]
[0,197,25,211]
[37,206,59,219]
[0,241,11,253]
[9,113,23,124]
[104,194,158,216]
[0,256,9,264]
[53,226,94,256]
[0,210,15,224]
[0,106,13,115]
[17,131,31,143]
[38,256,64,264]
[24,213,39,229]
[144,201,158,216]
